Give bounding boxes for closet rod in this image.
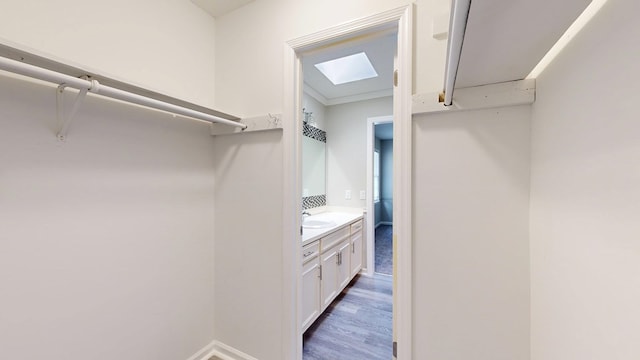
[0,55,247,129]
[442,0,472,106]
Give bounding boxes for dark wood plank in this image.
[303,274,393,360]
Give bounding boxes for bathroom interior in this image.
[299,33,396,360]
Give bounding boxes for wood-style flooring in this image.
[303,274,393,360]
[375,225,393,275]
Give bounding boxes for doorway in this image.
[283,6,413,360]
[367,117,394,278]
[301,31,395,356]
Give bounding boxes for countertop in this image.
[302,211,363,246]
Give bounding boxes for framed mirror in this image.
[302,122,326,209]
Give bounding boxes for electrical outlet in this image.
[345,190,352,200]
[360,190,366,200]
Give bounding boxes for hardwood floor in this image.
[375,225,393,275]
[303,274,393,360]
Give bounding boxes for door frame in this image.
[366,115,393,277]
[282,5,413,359]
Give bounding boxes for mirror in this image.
[302,122,326,209]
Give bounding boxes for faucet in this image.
[302,211,311,217]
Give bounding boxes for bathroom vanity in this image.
[301,212,364,332]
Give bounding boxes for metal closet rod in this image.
[0,55,247,129]
[442,0,472,106]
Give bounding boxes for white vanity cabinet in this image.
[350,219,363,277]
[337,240,351,290]
[301,242,321,332]
[301,214,364,332]
[319,226,350,311]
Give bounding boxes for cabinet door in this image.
[350,229,363,277]
[337,240,351,290]
[320,246,339,311]
[301,256,321,332]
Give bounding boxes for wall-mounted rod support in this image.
[210,113,283,136]
[0,55,247,130]
[56,84,88,142]
[442,0,472,106]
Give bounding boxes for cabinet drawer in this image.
[302,241,320,264]
[350,219,363,233]
[320,226,350,253]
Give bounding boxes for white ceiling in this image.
[190,0,594,99]
[456,0,593,88]
[190,0,255,18]
[302,34,396,106]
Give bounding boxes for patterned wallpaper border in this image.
[303,123,326,143]
[303,194,326,210]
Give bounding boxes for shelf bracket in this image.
[56,83,89,142]
[210,113,283,136]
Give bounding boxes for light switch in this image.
[360,190,366,200]
[345,190,352,200]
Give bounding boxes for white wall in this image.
[211,1,447,357]
[0,2,222,359]
[0,76,216,360]
[302,93,327,130]
[413,105,531,360]
[214,0,449,116]
[326,97,393,208]
[530,0,640,358]
[0,0,218,108]
[212,130,284,360]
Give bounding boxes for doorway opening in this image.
[301,31,395,357]
[367,117,394,278]
[283,6,413,360]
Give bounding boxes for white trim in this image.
[366,115,393,278]
[287,6,409,52]
[393,6,413,359]
[284,5,413,360]
[186,340,259,360]
[412,79,536,115]
[282,42,303,360]
[212,341,260,360]
[305,82,393,107]
[326,89,393,106]
[376,221,393,228]
[302,83,329,106]
[185,340,217,360]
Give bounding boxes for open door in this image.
[283,6,413,359]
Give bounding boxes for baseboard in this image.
[375,221,393,228]
[187,340,258,360]
[186,340,217,360]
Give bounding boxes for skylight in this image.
[314,52,378,85]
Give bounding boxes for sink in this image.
[302,219,336,229]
